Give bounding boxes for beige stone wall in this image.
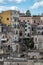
[19,16,41,25]
[40,16,43,24]
[0,10,19,26]
[32,17,41,25]
[19,17,33,24]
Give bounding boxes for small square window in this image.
[28,20,29,22]
[25,25,27,27]
[25,33,26,35]
[25,29,27,31]
[28,27,30,29]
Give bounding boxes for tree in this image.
[29,38,34,49]
[26,10,31,16]
[24,38,34,49]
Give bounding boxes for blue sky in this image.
[0,0,43,15]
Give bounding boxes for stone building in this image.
[37,25,43,35]
[0,10,43,65]
[24,20,31,38]
[0,10,19,26]
[33,35,43,50]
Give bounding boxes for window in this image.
[16,30,18,34]
[17,25,20,28]
[38,23,39,25]
[19,39,21,42]
[28,27,30,29]
[15,37,16,39]
[38,32,40,34]
[34,20,36,23]
[23,20,25,22]
[19,31,22,36]
[1,41,7,43]
[25,33,26,35]
[16,45,18,51]
[14,24,16,28]
[42,27,43,29]
[27,33,29,36]
[32,27,34,31]
[8,45,10,50]
[42,32,43,35]
[14,19,16,21]
[2,26,7,33]
[25,29,27,31]
[20,54,25,58]
[22,24,24,27]
[7,18,9,20]
[25,25,27,27]
[37,27,41,30]
[28,20,29,22]
[18,20,21,22]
